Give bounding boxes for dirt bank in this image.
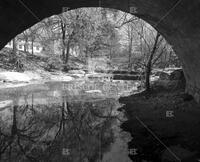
[119,86,200,162]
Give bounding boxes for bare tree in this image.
[145,32,161,92]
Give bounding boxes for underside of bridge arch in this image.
[0,0,200,101]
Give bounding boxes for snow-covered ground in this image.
[0,71,34,82]
[0,71,74,88]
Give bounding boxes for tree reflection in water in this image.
[0,94,118,162]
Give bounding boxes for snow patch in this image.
[50,75,73,81]
[0,72,32,82]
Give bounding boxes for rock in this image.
[170,69,186,89]
[158,71,170,80]
[169,69,184,81]
[152,69,186,90]
[153,69,184,81]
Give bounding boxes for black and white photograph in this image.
[0,0,200,162]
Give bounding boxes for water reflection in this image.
[0,81,134,162]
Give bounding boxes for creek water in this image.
[0,80,138,162]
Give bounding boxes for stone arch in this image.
[0,0,200,101]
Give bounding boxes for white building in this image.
[5,40,43,54]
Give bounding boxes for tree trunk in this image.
[24,38,28,52]
[12,38,17,54]
[60,19,67,71]
[24,44,26,52]
[128,25,133,71]
[128,40,132,71]
[11,38,17,65]
[31,39,34,55]
[62,36,66,62]
[145,33,160,92]
[65,40,70,64]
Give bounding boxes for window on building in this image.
[18,45,22,49]
[36,46,40,51]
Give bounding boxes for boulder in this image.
[169,69,185,81]
[158,71,170,80]
[152,69,186,90]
